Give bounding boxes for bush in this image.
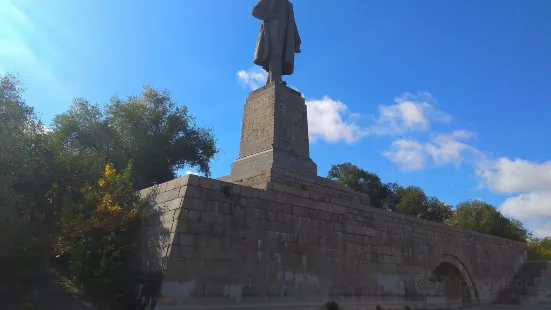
[326,300,341,310]
[60,162,149,306]
[527,238,551,261]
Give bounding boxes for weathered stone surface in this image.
[137,175,527,309]
[228,83,317,184]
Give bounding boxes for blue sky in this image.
[2,0,551,236]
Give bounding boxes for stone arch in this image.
[429,254,478,305]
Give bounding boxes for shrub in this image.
[326,300,341,310]
[527,238,551,261]
[61,162,148,306]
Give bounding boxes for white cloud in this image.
[367,92,452,136]
[476,158,551,194]
[175,170,200,177]
[476,157,551,227]
[41,124,52,133]
[306,96,367,144]
[382,130,479,171]
[382,139,426,171]
[426,130,480,166]
[236,68,301,94]
[237,67,267,90]
[500,191,551,221]
[533,223,551,238]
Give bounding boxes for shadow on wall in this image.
[432,262,472,306]
[132,186,171,310]
[494,261,551,305]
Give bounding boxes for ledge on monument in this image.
[140,173,527,249]
[230,148,318,183]
[249,81,303,97]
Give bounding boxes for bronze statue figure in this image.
[252,0,301,85]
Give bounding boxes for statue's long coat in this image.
[252,0,301,76]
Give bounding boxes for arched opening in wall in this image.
[432,262,473,307]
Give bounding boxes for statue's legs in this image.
[267,21,285,84]
[268,55,282,84]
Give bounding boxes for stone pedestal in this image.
[228,82,317,185]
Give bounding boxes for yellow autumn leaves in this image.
[82,163,139,231]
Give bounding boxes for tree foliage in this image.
[527,237,551,261]
[328,163,389,209]
[328,164,453,223]
[46,85,217,303]
[63,163,148,305]
[0,73,52,286]
[0,73,218,306]
[51,85,218,189]
[327,162,533,238]
[389,185,452,223]
[421,197,454,223]
[448,200,529,242]
[393,186,427,217]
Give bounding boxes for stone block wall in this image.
[137,174,526,310]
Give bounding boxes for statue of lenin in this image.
[252,0,301,85]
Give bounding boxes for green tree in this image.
[382,185,452,222]
[0,73,52,285]
[327,163,452,222]
[420,197,454,223]
[327,163,453,222]
[380,182,401,211]
[327,163,389,209]
[107,86,217,188]
[51,85,218,189]
[394,186,427,217]
[448,200,529,242]
[1,74,218,306]
[61,162,150,307]
[527,237,551,260]
[47,84,218,305]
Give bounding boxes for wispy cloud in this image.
[382,139,426,171]
[175,170,200,177]
[371,92,551,236]
[307,96,367,144]
[533,223,551,239]
[237,67,268,90]
[382,130,480,171]
[377,99,551,236]
[366,92,452,136]
[476,158,551,194]
[41,125,53,133]
[499,191,551,221]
